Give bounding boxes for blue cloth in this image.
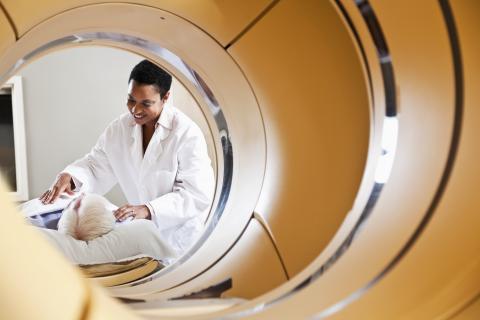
[27,209,64,230]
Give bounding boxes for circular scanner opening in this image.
[11,43,220,253]
[2,35,234,275]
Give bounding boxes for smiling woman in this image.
[15,46,216,205]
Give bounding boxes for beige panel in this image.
[304,0,387,274]
[449,295,480,320]
[209,0,461,318]
[189,218,287,299]
[0,5,15,58]
[229,0,370,276]
[330,0,480,318]
[0,182,88,319]
[325,0,480,318]
[87,286,140,320]
[132,218,287,306]
[1,0,273,46]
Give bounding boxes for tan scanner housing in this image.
[0,0,479,319]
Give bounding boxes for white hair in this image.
[58,194,115,241]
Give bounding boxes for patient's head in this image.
[58,193,115,241]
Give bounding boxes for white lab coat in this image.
[63,104,215,255]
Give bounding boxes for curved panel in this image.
[0,183,89,320]
[228,0,370,276]
[0,0,274,46]
[449,293,480,320]
[0,5,15,57]
[332,0,480,318]
[86,286,140,319]
[128,218,287,308]
[205,0,464,318]
[190,218,287,299]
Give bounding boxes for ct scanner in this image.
[0,0,479,319]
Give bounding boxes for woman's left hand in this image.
[114,204,151,221]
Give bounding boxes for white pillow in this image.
[20,194,178,265]
[36,219,178,265]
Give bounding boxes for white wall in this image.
[17,45,214,205]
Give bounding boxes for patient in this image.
[23,193,177,265]
[57,193,116,241]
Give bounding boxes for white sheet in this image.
[20,196,178,265]
[20,193,80,217]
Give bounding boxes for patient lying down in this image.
[58,193,116,241]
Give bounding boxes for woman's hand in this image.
[39,173,75,204]
[114,204,151,222]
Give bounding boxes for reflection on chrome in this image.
[375,117,399,184]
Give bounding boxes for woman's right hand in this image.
[39,173,75,204]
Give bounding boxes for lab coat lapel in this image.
[155,105,174,153]
[129,122,143,175]
[139,106,173,179]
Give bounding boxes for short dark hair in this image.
[129,60,172,98]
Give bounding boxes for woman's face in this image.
[127,80,169,127]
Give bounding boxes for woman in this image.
[39,59,215,254]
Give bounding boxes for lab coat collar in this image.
[129,104,173,141]
[156,104,173,141]
[130,123,143,171]
[129,104,173,171]
[158,103,173,130]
